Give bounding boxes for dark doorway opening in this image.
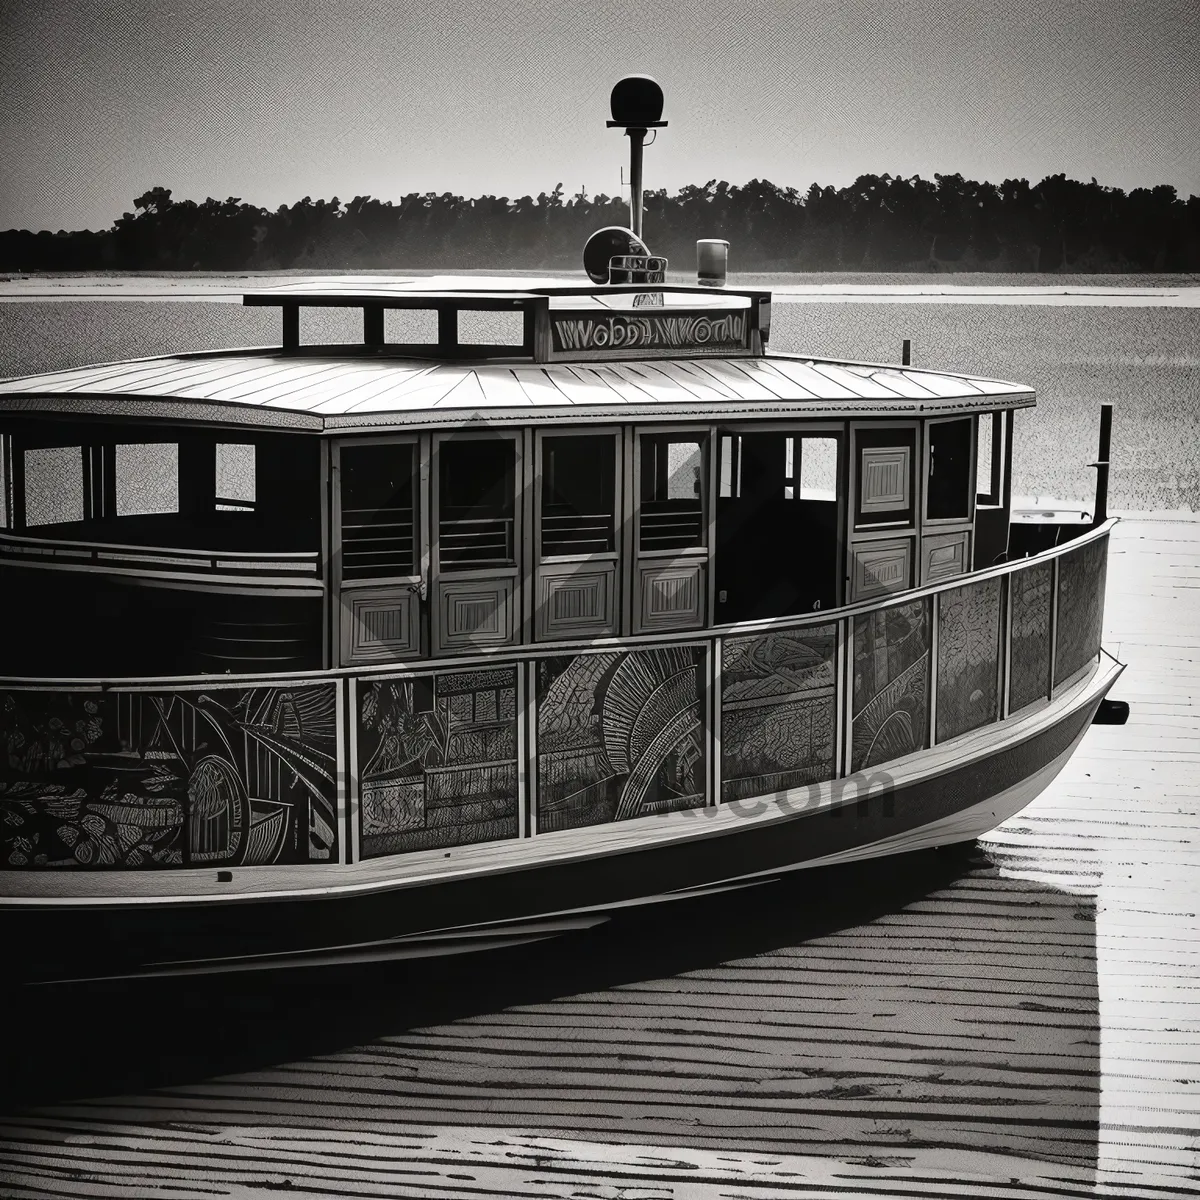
[715,431,841,623]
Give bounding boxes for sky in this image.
[1,0,1197,232]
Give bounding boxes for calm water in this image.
[1,273,1197,510]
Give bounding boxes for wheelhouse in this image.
[0,279,1028,679]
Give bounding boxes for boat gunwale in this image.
[0,655,1120,909]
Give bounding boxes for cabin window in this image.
[718,435,741,498]
[215,443,256,511]
[458,309,525,347]
[301,307,361,345]
[384,309,438,344]
[115,442,179,516]
[24,446,85,526]
[720,434,839,503]
[797,436,838,500]
[640,434,704,551]
[340,443,417,580]
[541,434,615,556]
[976,412,1005,505]
[438,438,515,567]
[926,418,972,521]
[854,428,916,528]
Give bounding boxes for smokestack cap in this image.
[608,75,667,128]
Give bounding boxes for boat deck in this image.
[1,515,1197,1198]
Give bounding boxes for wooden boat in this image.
[0,88,1123,985]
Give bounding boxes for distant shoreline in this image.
[2,271,1198,307]
[3,268,1199,285]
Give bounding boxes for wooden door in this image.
[334,437,422,665]
[633,429,709,633]
[535,429,621,640]
[431,432,522,655]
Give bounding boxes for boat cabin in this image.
[0,278,1026,679]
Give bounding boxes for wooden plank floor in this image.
[1,516,1197,1199]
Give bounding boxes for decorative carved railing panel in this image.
[0,683,338,870]
[536,646,707,832]
[937,576,1002,742]
[1055,535,1108,686]
[851,597,931,772]
[358,666,519,857]
[1009,560,1054,712]
[720,626,838,804]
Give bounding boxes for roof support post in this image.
[282,304,299,351]
[364,305,384,347]
[437,305,456,356]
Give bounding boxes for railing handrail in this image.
[0,527,319,561]
[0,520,1116,691]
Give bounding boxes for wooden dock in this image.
[1,516,1197,1199]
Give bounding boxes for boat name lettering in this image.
[551,311,747,354]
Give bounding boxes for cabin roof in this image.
[239,275,762,306]
[0,348,1035,432]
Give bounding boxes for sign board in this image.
[548,307,752,360]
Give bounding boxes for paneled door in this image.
[535,429,621,640]
[633,429,709,633]
[431,431,522,654]
[847,421,919,602]
[334,437,422,665]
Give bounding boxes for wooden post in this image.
[363,305,384,348]
[282,305,299,351]
[437,304,456,356]
[1094,403,1112,526]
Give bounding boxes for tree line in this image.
[3,173,1198,273]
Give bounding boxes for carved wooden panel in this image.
[1054,534,1108,686]
[537,647,706,832]
[636,560,705,632]
[434,576,515,653]
[860,446,911,514]
[936,575,1002,742]
[721,626,838,804]
[1,683,338,869]
[852,597,931,772]
[922,530,971,585]
[359,666,518,857]
[851,539,912,601]
[537,563,617,640]
[341,585,419,664]
[1009,560,1053,712]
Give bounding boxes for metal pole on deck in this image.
[627,128,646,239]
[1093,403,1112,525]
[608,76,666,245]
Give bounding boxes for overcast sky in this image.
[1,0,1197,231]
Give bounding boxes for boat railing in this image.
[0,522,1114,872]
[436,514,515,567]
[0,528,320,583]
[338,504,416,580]
[540,511,615,556]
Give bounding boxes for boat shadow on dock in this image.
[1,843,1101,1179]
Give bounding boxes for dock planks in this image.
[1,516,1198,1198]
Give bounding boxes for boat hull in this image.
[3,661,1117,985]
